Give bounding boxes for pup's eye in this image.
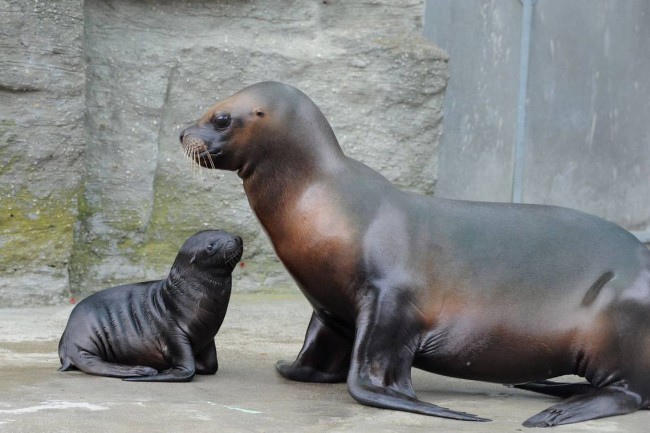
[206,243,216,253]
[212,113,231,129]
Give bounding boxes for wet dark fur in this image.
[58,230,242,382]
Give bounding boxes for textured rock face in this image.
[0,0,85,306]
[1,0,448,305]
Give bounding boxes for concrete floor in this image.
[0,292,647,433]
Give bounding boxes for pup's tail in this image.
[58,338,74,371]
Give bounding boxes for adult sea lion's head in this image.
[179,81,341,179]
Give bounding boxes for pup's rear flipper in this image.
[71,351,158,378]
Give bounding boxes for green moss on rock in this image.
[0,188,77,271]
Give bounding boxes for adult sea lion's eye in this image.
[212,113,231,129]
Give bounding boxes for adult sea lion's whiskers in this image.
[179,141,194,184]
[208,151,222,183]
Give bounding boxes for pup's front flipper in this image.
[123,335,195,382]
[194,339,218,375]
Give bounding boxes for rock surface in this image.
[0,0,85,306]
[1,0,447,305]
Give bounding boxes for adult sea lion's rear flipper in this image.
[512,380,595,398]
[523,385,644,427]
[346,288,490,422]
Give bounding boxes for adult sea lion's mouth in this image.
[194,150,222,169]
[200,150,222,158]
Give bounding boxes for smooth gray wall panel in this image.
[524,0,650,231]
[425,0,650,235]
[424,0,522,202]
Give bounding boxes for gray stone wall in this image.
[0,0,85,306]
[1,0,447,305]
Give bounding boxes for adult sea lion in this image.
[179,81,650,426]
[58,230,243,382]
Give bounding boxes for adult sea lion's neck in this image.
[242,152,348,239]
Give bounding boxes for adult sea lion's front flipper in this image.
[346,287,490,422]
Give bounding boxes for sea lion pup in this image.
[58,230,243,382]
[179,81,650,426]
